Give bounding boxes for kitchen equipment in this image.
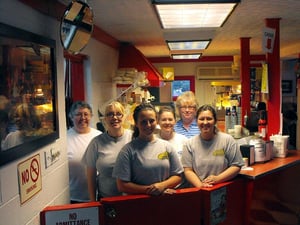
[240,144,255,165]
[265,140,273,161]
[249,137,266,163]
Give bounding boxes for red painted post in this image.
[240,37,251,126]
[265,18,281,138]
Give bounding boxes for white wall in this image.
[0,1,118,225]
[82,38,118,128]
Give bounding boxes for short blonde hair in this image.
[175,91,198,118]
[103,101,125,130]
[104,101,125,116]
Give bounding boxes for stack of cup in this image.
[234,125,242,138]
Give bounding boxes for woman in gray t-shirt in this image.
[113,103,183,196]
[181,104,244,188]
[82,101,132,200]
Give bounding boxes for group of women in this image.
[67,91,244,203]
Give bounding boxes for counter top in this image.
[239,150,300,180]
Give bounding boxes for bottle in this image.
[258,110,267,140]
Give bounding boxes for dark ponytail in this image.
[132,103,157,139]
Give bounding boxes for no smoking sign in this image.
[18,154,42,204]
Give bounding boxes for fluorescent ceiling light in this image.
[153,1,239,28]
[171,53,202,59]
[167,40,210,51]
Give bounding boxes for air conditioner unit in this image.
[196,66,240,80]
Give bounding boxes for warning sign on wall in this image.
[18,154,42,204]
[40,202,103,225]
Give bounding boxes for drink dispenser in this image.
[249,135,273,163]
[249,136,266,163]
[246,101,266,133]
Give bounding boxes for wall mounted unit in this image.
[196,66,239,80]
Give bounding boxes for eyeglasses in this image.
[105,112,123,119]
[74,112,91,118]
[180,105,196,110]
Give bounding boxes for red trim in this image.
[20,0,119,49]
[149,56,234,63]
[116,84,131,88]
[250,63,263,68]
[93,26,119,49]
[118,43,163,87]
[19,0,64,20]
[148,55,266,64]
[250,55,266,61]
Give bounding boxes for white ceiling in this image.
[61,0,300,59]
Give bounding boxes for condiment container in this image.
[269,135,289,158]
[240,144,255,165]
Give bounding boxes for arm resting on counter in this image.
[185,166,241,187]
[203,165,241,185]
[116,175,181,196]
[184,167,206,188]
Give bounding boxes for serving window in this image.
[0,23,59,166]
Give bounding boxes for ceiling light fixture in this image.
[167,40,210,51]
[171,53,202,59]
[152,0,240,29]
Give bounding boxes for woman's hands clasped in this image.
[146,183,176,196]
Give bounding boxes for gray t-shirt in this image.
[181,132,244,181]
[113,138,183,186]
[155,132,188,160]
[82,129,132,198]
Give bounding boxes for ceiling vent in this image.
[196,66,240,80]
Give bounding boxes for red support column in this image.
[240,37,251,126]
[265,18,281,137]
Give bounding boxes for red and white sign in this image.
[18,154,42,204]
[262,27,276,53]
[40,202,102,225]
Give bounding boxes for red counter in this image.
[239,150,300,225]
[101,188,202,225]
[100,181,246,225]
[40,151,300,225]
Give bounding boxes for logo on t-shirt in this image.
[213,149,225,156]
[157,151,169,160]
